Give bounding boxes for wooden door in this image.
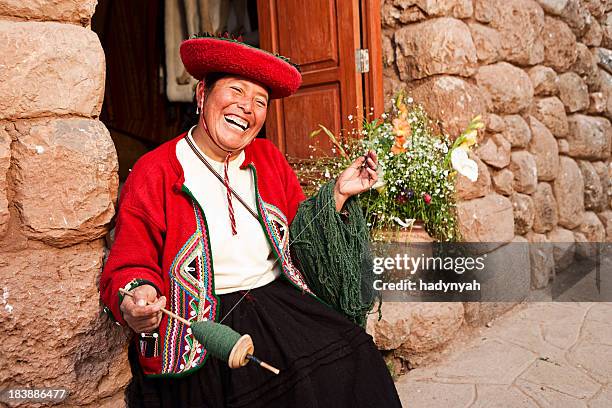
[257,0,365,160]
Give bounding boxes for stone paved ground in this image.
[395,302,612,407]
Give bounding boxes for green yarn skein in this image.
[191,321,242,362]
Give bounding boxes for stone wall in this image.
[371,0,612,375]
[0,1,129,407]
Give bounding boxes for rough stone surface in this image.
[395,17,478,81]
[486,113,506,133]
[0,241,131,407]
[382,34,395,67]
[0,21,105,120]
[476,62,534,114]
[476,133,511,169]
[492,168,514,195]
[566,114,612,160]
[529,97,569,137]
[558,138,570,154]
[583,17,603,47]
[511,193,535,235]
[509,151,538,194]
[367,302,465,356]
[526,232,553,289]
[553,156,585,229]
[542,16,578,72]
[594,161,612,209]
[527,116,559,181]
[602,11,612,48]
[11,119,118,247]
[414,0,474,18]
[578,160,605,211]
[547,227,576,271]
[467,22,501,64]
[558,0,591,37]
[0,0,97,23]
[597,210,612,241]
[456,155,491,200]
[528,65,559,96]
[502,115,532,148]
[457,193,515,245]
[588,92,607,114]
[0,128,9,237]
[397,304,466,356]
[572,43,601,91]
[476,0,545,65]
[579,211,606,241]
[532,183,558,233]
[558,72,590,112]
[408,75,487,137]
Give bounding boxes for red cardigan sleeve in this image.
[99,171,166,326]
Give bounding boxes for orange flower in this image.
[391,135,407,154]
[392,117,411,138]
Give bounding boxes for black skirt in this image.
[126,277,402,408]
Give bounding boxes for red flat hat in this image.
[180,36,302,99]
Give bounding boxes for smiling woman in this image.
[99,35,401,408]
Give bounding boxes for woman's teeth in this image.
[224,115,249,131]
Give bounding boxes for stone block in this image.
[529,97,569,137]
[553,156,585,229]
[566,114,612,159]
[597,210,612,241]
[583,17,603,47]
[579,211,606,241]
[492,168,514,195]
[532,183,558,233]
[0,127,9,237]
[474,0,545,65]
[476,134,511,169]
[395,17,477,81]
[457,193,515,245]
[542,16,578,72]
[528,65,559,96]
[0,241,131,406]
[572,43,601,91]
[12,118,118,247]
[527,116,559,181]
[526,232,554,289]
[486,113,506,133]
[0,21,104,120]
[502,115,532,148]
[0,0,97,24]
[578,160,605,211]
[547,227,576,271]
[511,192,535,235]
[558,72,590,112]
[456,155,491,200]
[509,151,538,194]
[409,75,487,137]
[476,62,534,114]
[468,22,501,64]
[414,0,474,18]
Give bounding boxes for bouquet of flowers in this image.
[304,92,483,242]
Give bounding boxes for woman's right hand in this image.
[120,284,166,333]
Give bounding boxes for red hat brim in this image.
[180,38,302,99]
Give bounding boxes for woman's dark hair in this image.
[203,72,231,94]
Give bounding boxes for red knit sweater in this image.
[99,134,317,377]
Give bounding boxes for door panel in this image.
[283,84,340,158]
[258,0,363,160]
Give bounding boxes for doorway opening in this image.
[92,0,261,182]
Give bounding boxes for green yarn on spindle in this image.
[191,321,242,362]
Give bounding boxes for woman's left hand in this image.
[333,150,378,211]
